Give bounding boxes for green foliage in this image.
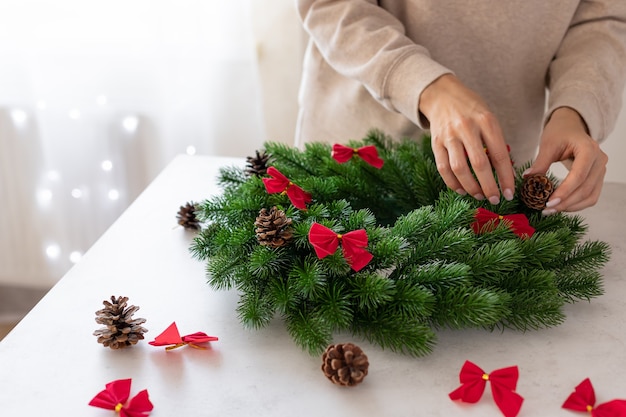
[191,129,610,357]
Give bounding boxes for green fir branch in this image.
[285,309,333,355]
[249,246,291,281]
[388,279,436,320]
[269,278,299,315]
[189,129,610,358]
[550,240,611,272]
[401,261,472,292]
[351,310,436,357]
[555,269,604,302]
[466,240,524,285]
[289,257,328,299]
[431,287,510,329]
[236,290,275,330]
[217,165,248,189]
[264,141,317,177]
[312,282,354,330]
[347,272,396,311]
[498,270,565,330]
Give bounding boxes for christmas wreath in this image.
[190,130,609,357]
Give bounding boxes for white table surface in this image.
[1,155,625,417]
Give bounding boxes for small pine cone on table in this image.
[255,206,293,248]
[93,296,148,349]
[177,201,201,230]
[245,150,271,177]
[321,343,369,387]
[520,174,554,210]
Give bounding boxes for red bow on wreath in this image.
[308,222,373,271]
[263,166,312,210]
[562,378,626,416]
[471,208,535,239]
[149,322,218,351]
[449,360,524,417]
[89,379,153,417]
[331,144,384,168]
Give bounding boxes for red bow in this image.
[562,378,626,417]
[308,222,373,271]
[471,207,535,239]
[149,322,218,351]
[89,379,153,417]
[449,360,524,417]
[262,167,312,210]
[332,144,384,168]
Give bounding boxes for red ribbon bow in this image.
[449,360,524,417]
[89,379,153,417]
[308,222,373,271]
[471,207,535,239]
[149,322,218,351]
[562,378,626,417]
[331,144,384,168]
[262,166,312,210]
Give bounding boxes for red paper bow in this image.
[332,144,384,168]
[449,360,524,417]
[262,167,312,210]
[149,322,218,350]
[562,378,626,417]
[89,379,153,417]
[471,207,535,239]
[308,222,373,271]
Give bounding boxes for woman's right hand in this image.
[419,74,515,205]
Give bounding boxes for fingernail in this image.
[545,198,561,208]
[474,193,485,201]
[488,196,500,205]
[503,188,514,201]
[542,208,557,216]
[522,168,532,177]
[455,188,467,196]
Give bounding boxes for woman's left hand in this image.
[525,107,608,214]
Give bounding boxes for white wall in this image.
[602,87,626,183]
[252,1,306,145]
[0,0,267,289]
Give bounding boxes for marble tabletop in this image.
[0,155,624,416]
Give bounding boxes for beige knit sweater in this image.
[295,0,626,165]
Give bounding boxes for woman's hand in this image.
[525,107,608,214]
[419,74,515,205]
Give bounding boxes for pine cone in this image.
[177,201,201,230]
[520,174,554,210]
[93,296,148,349]
[255,206,293,248]
[245,150,271,177]
[321,343,369,386]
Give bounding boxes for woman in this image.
[295,0,626,214]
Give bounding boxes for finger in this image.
[447,138,485,199]
[527,140,562,176]
[464,137,500,204]
[480,116,515,200]
[553,162,605,213]
[563,184,603,212]
[547,188,601,214]
[431,137,466,195]
[543,159,605,214]
[548,148,595,205]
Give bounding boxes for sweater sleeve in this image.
[546,0,626,141]
[296,0,452,129]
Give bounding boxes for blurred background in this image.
[1,0,625,334]
[0,0,306,329]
